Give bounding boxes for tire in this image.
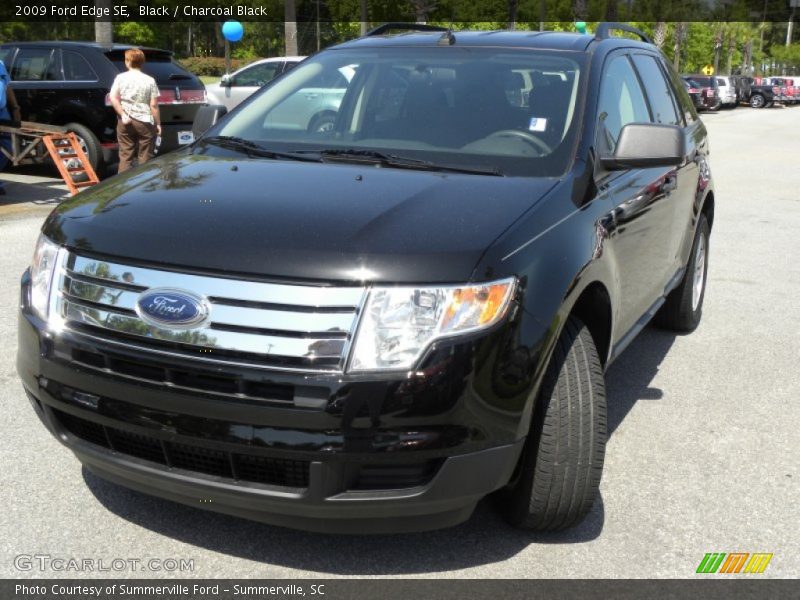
[654,214,710,332]
[307,112,337,134]
[498,316,607,531]
[750,94,765,108]
[63,122,104,177]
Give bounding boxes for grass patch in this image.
[200,76,220,85]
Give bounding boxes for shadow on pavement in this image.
[80,327,680,574]
[605,325,678,436]
[82,469,604,574]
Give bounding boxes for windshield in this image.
[213,47,584,177]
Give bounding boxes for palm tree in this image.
[285,0,298,55]
[360,0,368,36]
[653,21,667,50]
[94,0,112,45]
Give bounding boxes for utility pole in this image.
[788,0,798,46]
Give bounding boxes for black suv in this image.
[0,41,206,173]
[18,24,714,534]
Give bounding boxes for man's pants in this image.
[117,119,156,173]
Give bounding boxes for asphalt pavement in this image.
[0,106,798,579]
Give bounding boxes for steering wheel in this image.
[483,129,552,155]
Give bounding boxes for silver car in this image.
[715,76,738,107]
[205,56,305,111]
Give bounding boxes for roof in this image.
[333,30,655,53]
[1,41,171,55]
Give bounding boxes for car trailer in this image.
[0,121,99,195]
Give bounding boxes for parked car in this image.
[19,23,714,534]
[684,74,722,110]
[747,77,780,108]
[681,76,705,111]
[713,75,738,108]
[263,65,356,133]
[204,56,305,111]
[730,74,751,104]
[0,41,207,173]
[764,77,797,105]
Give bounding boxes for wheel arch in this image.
[567,281,613,368]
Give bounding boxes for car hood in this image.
[43,150,557,283]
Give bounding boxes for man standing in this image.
[109,48,161,173]
[0,59,21,196]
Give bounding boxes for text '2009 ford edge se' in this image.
[18,23,714,534]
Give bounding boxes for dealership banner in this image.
[3,579,797,599]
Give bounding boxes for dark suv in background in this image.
[18,23,714,534]
[0,41,206,173]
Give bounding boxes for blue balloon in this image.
[222,21,244,42]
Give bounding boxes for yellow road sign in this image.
[702,64,715,76]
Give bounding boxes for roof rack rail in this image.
[595,22,653,45]
[365,23,449,37]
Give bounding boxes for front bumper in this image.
[18,277,528,533]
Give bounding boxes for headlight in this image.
[348,278,516,372]
[30,234,60,320]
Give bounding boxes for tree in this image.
[94,0,113,45]
[285,0,298,55]
[360,0,368,36]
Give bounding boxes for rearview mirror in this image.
[600,123,684,170]
[192,104,228,138]
[220,74,232,87]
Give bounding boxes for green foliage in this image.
[178,56,254,77]
[770,44,800,68]
[116,22,156,46]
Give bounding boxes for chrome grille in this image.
[51,251,366,372]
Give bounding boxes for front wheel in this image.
[750,94,765,108]
[654,214,710,332]
[497,316,607,531]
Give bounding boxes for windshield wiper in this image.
[303,149,503,176]
[200,136,321,162]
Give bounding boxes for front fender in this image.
[471,180,619,440]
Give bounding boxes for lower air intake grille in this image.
[54,409,309,488]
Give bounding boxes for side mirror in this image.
[600,123,684,170]
[192,104,228,138]
[220,74,232,87]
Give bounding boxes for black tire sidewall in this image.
[63,122,103,174]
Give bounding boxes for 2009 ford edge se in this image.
[18,23,714,533]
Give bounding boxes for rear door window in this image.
[596,54,650,154]
[659,58,697,124]
[63,51,97,81]
[631,54,681,126]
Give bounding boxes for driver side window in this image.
[232,62,281,87]
[596,55,650,154]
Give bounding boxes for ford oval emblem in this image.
[135,288,210,330]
